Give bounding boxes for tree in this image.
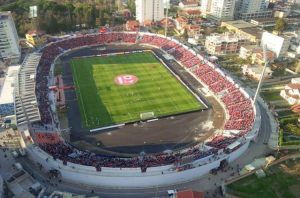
[127,0,135,16]
[294,60,300,73]
[216,26,229,34]
[0,0,120,35]
[182,29,189,39]
[274,18,287,33]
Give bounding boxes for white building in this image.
[242,64,273,80]
[261,32,291,58]
[287,31,300,57]
[209,0,236,21]
[200,0,213,15]
[0,12,20,65]
[0,65,20,117]
[238,0,272,21]
[205,33,250,55]
[280,78,300,105]
[179,0,199,9]
[135,0,164,24]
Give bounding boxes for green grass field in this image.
[71,52,204,129]
[227,159,300,198]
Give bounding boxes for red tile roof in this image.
[177,190,204,198]
[287,83,300,90]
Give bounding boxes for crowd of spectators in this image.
[39,141,217,169]
[35,32,255,169]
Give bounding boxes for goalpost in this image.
[140,112,155,120]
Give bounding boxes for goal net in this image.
[140,112,155,120]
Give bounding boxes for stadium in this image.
[60,44,216,155]
[15,32,261,188]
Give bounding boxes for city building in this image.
[0,65,20,117]
[158,18,176,28]
[0,128,25,149]
[273,2,292,16]
[205,32,250,55]
[175,16,189,31]
[288,31,300,57]
[251,50,276,64]
[242,64,273,80]
[200,0,213,16]
[250,18,276,28]
[280,77,300,105]
[251,17,300,29]
[237,0,272,21]
[25,30,47,47]
[185,24,201,36]
[239,45,260,59]
[178,9,202,21]
[274,10,288,18]
[179,0,199,9]
[0,11,21,65]
[209,0,236,21]
[222,20,256,30]
[221,20,263,43]
[135,0,164,24]
[261,31,292,58]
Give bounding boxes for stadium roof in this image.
[15,53,41,126]
[0,65,20,105]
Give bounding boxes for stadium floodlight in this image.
[253,44,269,105]
[29,6,38,18]
[164,0,170,37]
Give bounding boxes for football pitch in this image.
[71,51,204,129]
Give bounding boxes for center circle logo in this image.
[114,74,138,86]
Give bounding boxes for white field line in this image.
[72,63,89,127]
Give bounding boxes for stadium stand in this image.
[15,53,42,126]
[32,32,255,169]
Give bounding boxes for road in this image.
[11,100,273,198]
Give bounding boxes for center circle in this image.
[114,74,138,86]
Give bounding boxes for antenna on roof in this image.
[253,44,269,105]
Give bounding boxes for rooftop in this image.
[291,77,300,84]
[287,83,300,90]
[241,45,260,51]
[222,20,257,29]
[26,30,46,36]
[250,18,275,23]
[177,189,204,198]
[0,65,20,105]
[180,0,199,6]
[241,27,263,39]
[0,11,12,19]
[245,65,273,74]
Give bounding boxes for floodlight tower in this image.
[164,0,169,37]
[253,44,269,104]
[29,6,38,30]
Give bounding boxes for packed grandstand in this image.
[32,32,255,170]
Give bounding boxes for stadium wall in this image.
[26,141,250,188]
